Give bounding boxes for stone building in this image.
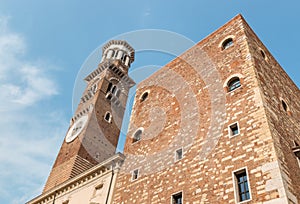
[28,14,300,204]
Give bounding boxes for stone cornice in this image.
[84,62,135,88]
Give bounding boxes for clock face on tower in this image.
[65,115,89,143]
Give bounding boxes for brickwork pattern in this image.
[112,15,299,204]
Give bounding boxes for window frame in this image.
[259,48,268,61]
[140,91,149,102]
[132,128,143,143]
[228,122,240,138]
[221,38,234,50]
[280,98,292,116]
[104,112,112,123]
[232,167,252,204]
[131,169,139,181]
[228,77,241,92]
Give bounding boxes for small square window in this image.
[172,192,183,204]
[175,148,183,161]
[104,112,112,123]
[233,169,251,203]
[132,169,139,181]
[229,123,239,137]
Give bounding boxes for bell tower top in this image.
[101,40,135,68]
[84,40,135,84]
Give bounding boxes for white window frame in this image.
[232,167,252,204]
[131,169,139,181]
[132,128,144,144]
[140,90,150,102]
[228,122,240,138]
[104,111,112,123]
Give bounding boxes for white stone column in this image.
[125,56,130,66]
[107,50,113,58]
[117,51,123,59]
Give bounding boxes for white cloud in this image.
[0,16,67,204]
[0,16,58,111]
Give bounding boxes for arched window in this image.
[260,50,266,59]
[133,129,142,143]
[140,91,149,102]
[222,38,234,50]
[281,99,291,116]
[228,77,241,92]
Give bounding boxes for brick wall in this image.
[112,15,299,204]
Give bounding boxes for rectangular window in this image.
[172,192,182,204]
[229,122,239,137]
[233,168,251,203]
[175,148,183,161]
[132,169,139,181]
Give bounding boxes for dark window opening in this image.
[229,123,239,136]
[132,169,139,180]
[133,129,142,143]
[140,92,149,102]
[104,112,111,122]
[106,93,112,100]
[114,50,119,58]
[281,100,288,112]
[260,50,266,59]
[176,148,183,161]
[222,38,234,50]
[172,192,183,204]
[106,83,113,93]
[111,85,117,94]
[121,53,128,62]
[235,170,250,202]
[228,77,241,92]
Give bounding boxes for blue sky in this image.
[0,1,299,203]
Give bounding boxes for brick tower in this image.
[112,15,300,203]
[43,40,135,192]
